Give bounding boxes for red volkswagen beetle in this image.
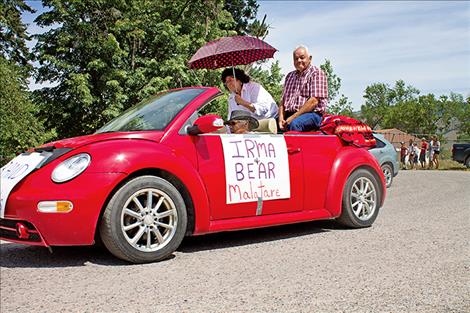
[0,87,385,263]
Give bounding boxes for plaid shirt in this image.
[281,65,328,114]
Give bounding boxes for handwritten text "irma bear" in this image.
[227,138,281,202]
[221,135,290,204]
[229,139,277,181]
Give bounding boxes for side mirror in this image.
[187,114,224,135]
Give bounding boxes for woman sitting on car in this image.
[221,68,278,121]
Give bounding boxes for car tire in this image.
[99,176,187,263]
[337,168,382,228]
[381,163,393,188]
[465,157,470,168]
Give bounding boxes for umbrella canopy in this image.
[188,35,277,69]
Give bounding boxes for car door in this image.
[284,133,339,210]
[195,133,303,220]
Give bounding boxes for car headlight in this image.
[51,153,91,183]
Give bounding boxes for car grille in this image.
[0,218,42,242]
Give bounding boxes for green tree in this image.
[458,96,470,141]
[383,92,468,137]
[319,59,354,116]
[439,93,470,140]
[0,0,53,164]
[0,0,34,66]
[328,94,354,116]
[320,59,340,102]
[361,80,419,129]
[361,79,468,137]
[457,96,470,140]
[34,0,251,138]
[384,94,441,135]
[0,57,55,164]
[224,0,259,35]
[249,60,283,103]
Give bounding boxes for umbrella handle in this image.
[231,57,237,82]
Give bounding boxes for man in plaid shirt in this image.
[279,45,328,131]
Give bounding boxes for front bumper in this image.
[1,171,126,246]
[0,218,44,245]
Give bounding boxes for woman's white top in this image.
[227,81,279,120]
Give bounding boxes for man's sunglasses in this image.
[225,121,238,126]
[225,120,246,127]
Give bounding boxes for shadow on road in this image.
[0,219,343,268]
[179,219,341,253]
[0,244,131,268]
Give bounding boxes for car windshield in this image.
[96,88,205,133]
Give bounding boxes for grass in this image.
[401,159,468,171]
[399,149,469,171]
[434,150,468,170]
[438,159,469,171]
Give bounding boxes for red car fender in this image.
[324,146,385,217]
[85,140,211,235]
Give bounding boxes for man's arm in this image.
[278,102,287,130]
[285,96,319,125]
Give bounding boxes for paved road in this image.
[1,171,469,313]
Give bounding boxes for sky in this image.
[256,1,470,109]
[22,1,469,111]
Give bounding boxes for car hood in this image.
[37,131,165,150]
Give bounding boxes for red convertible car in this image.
[0,87,385,263]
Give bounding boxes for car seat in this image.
[253,118,277,134]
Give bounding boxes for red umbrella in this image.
[188,35,277,69]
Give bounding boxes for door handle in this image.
[287,147,301,154]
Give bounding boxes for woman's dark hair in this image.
[221,68,251,84]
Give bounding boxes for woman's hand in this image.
[234,95,255,112]
[234,94,247,105]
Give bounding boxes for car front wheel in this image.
[337,168,382,228]
[99,176,187,263]
[381,163,393,188]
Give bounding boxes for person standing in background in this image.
[400,142,408,170]
[428,136,434,169]
[407,139,415,170]
[432,135,441,169]
[419,137,428,169]
[412,143,420,170]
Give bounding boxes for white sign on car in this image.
[220,134,290,204]
[0,152,50,218]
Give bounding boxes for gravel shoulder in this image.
[1,171,469,313]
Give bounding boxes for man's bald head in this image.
[293,45,312,73]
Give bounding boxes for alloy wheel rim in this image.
[383,167,392,185]
[121,188,178,252]
[350,177,377,221]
